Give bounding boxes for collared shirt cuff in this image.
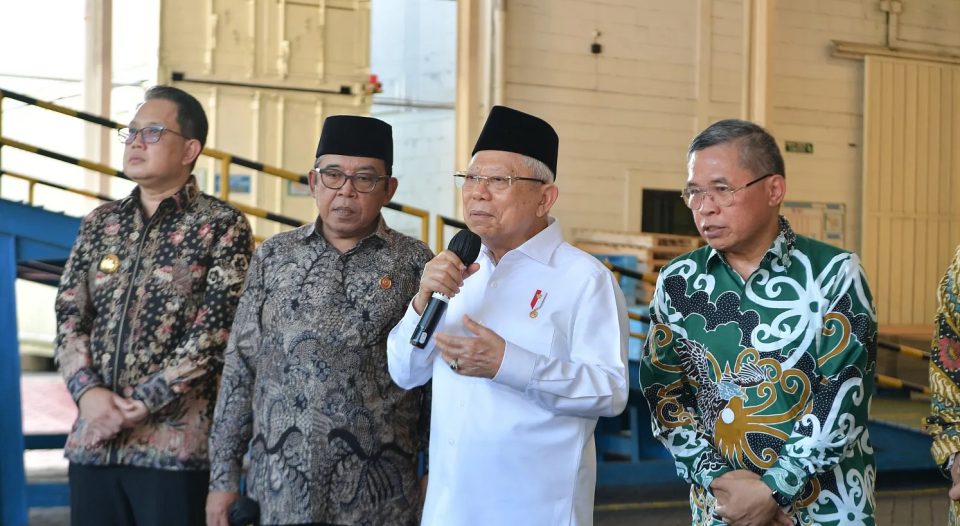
[697,465,733,496]
[208,466,242,493]
[67,367,105,403]
[761,462,807,504]
[131,374,177,413]
[491,341,538,391]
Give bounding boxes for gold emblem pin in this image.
[99,254,120,274]
[379,276,392,290]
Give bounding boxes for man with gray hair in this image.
[640,119,877,525]
[387,105,629,525]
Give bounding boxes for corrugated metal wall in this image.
[158,0,373,237]
[862,55,960,326]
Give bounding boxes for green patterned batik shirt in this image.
[640,217,877,526]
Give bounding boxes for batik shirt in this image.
[640,217,877,526]
[927,245,960,526]
[209,217,433,526]
[55,177,254,469]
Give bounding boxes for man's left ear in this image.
[537,183,559,218]
[382,176,399,203]
[768,174,786,207]
[182,139,203,167]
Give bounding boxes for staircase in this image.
[0,199,79,524]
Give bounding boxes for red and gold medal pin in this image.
[529,289,547,318]
[379,276,392,290]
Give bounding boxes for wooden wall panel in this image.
[863,55,960,326]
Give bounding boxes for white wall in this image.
[371,0,457,243]
[499,0,960,256]
[502,0,741,235]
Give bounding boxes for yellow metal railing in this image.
[878,339,930,361]
[0,87,430,244]
[0,137,307,238]
[0,168,112,204]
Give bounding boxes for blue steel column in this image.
[0,233,28,526]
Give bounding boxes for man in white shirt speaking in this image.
[387,105,629,525]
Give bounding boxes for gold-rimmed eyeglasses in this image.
[680,173,776,210]
[453,172,545,192]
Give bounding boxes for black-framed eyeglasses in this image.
[680,173,776,210]
[453,172,545,192]
[312,168,387,193]
[117,125,187,145]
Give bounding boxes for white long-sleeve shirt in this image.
[387,219,629,526]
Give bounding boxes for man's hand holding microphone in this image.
[410,230,506,378]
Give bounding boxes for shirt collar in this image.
[706,215,796,270]
[119,175,201,214]
[481,216,562,266]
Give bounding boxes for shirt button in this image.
[448,439,455,446]
[490,281,498,288]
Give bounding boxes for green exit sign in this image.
[785,141,814,154]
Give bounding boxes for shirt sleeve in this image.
[208,245,264,492]
[638,274,733,491]
[130,211,254,413]
[491,268,629,419]
[55,213,106,402]
[927,247,960,475]
[761,256,877,502]
[387,301,438,389]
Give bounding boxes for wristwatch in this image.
[770,488,793,507]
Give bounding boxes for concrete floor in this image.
[25,487,952,525]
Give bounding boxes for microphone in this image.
[227,496,260,526]
[410,229,482,348]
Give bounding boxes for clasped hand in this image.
[711,470,792,526]
[76,387,148,445]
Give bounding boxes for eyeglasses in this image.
[680,173,776,210]
[117,125,187,145]
[312,168,387,193]
[453,172,545,192]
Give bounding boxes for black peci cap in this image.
[315,115,393,175]
[472,105,558,177]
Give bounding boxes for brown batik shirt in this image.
[209,217,433,526]
[55,177,254,470]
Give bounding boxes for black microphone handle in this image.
[410,292,450,348]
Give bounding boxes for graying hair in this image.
[687,119,785,179]
[520,155,555,183]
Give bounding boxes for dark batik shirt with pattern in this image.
[639,217,878,526]
[55,177,254,469]
[209,217,433,526]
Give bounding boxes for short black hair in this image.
[688,119,785,179]
[144,85,209,150]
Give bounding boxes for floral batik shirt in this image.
[55,177,254,469]
[208,217,433,526]
[640,217,878,526]
[927,245,960,526]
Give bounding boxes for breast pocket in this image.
[505,320,559,359]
